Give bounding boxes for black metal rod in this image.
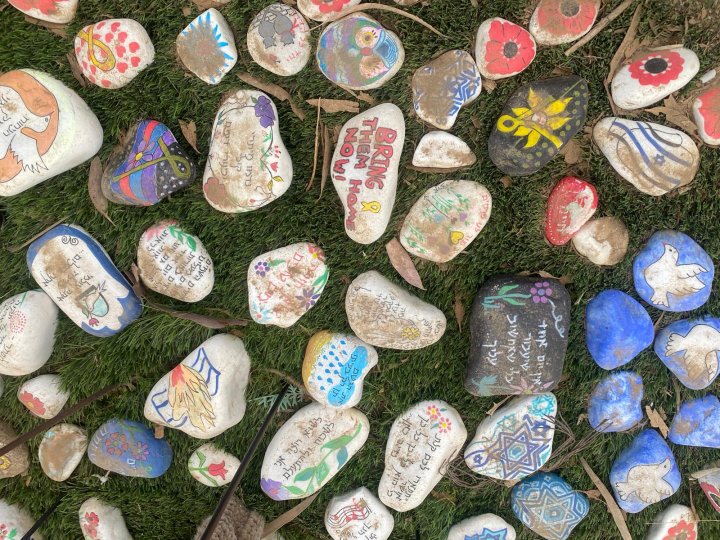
[21,496,62,540]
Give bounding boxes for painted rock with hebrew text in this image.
[325,487,394,540]
[411,131,476,171]
[248,4,311,77]
[38,423,87,482]
[475,18,536,80]
[8,0,77,23]
[448,514,516,540]
[545,176,597,246]
[693,86,720,146]
[79,498,132,540]
[177,9,237,85]
[18,374,69,419]
[529,0,600,46]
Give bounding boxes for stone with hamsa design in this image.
[488,76,588,176]
[247,4,311,76]
[324,487,394,540]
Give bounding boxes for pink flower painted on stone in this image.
[531,282,553,303]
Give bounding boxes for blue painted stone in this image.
[87,419,172,478]
[610,429,680,513]
[587,371,643,432]
[669,395,720,448]
[655,316,720,390]
[633,230,713,312]
[586,290,654,369]
[511,472,589,540]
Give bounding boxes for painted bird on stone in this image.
[615,458,674,503]
[644,243,707,307]
[666,324,720,384]
[168,363,216,431]
[0,85,52,174]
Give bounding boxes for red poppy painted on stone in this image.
[545,177,598,246]
[475,18,536,80]
[530,0,600,45]
[662,520,697,540]
[628,51,685,87]
[693,86,720,146]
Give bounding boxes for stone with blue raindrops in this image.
[447,513,516,540]
[610,429,680,513]
[176,9,237,85]
[633,230,713,312]
[587,371,643,432]
[669,395,720,448]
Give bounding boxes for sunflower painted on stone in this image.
[497,87,572,148]
[168,363,217,432]
[628,51,685,87]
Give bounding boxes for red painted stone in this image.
[545,177,598,246]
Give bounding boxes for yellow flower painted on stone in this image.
[497,87,572,149]
[402,326,421,340]
[0,456,10,471]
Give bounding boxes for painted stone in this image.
[298,0,360,22]
[137,220,214,303]
[8,0,77,23]
[203,90,292,213]
[464,393,557,481]
[585,289,654,370]
[655,317,720,390]
[610,429,680,513]
[248,4,311,77]
[27,224,142,337]
[587,371,644,432]
[669,395,720,448]
[74,19,155,89]
[101,120,196,206]
[693,86,720,146]
[188,443,240,487]
[0,421,30,479]
[17,374,69,419]
[331,104,404,244]
[611,48,700,110]
[38,423,87,482]
[302,331,378,409]
[379,401,466,512]
[593,117,699,196]
[325,487,394,540]
[400,180,492,263]
[144,334,250,439]
[529,0,600,46]
[345,271,446,350]
[87,418,172,478]
[260,402,369,500]
[0,69,103,196]
[177,9,237,85]
[633,230,713,312]
[0,290,58,376]
[412,50,482,130]
[489,76,588,176]
[79,498,132,540]
[571,216,629,266]
[475,18,536,80]
[465,276,570,396]
[646,504,697,540]
[317,13,404,90]
[691,466,720,513]
[411,131,476,171]
[248,243,329,328]
[511,473,589,540]
[0,501,41,540]
[448,514,516,540]
[544,177,597,246]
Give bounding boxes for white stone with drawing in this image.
[247,4,312,76]
[79,498,132,540]
[17,374,69,419]
[188,443,240,487]
[8,0,78,23]
[325,487,394,540]
[448,513,516,540]
[0,500,42,540]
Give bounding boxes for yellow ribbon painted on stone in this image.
[77,25,116,72]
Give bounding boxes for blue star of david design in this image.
[464,527,508,540]
[480,414,552,479]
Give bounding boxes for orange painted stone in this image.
[544,176,597,246]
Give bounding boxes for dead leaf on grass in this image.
[88,158,114,225]
[646,405,669,438]
[453,293,465,331]
[179,120,199,152]
[386,238,425,290]
[306,98,359,114]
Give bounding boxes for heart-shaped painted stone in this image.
[545,176,597,246]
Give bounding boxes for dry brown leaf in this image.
[153,424,165,439]
[500,176,513,188]
[320,125,331,197]
[646,95,698,136]
[430,491,456,504]
[357,92,375,105]
[88,157,114,225]
[453,293,465,331]
[340,3,446,37]
[469,0,479,7]
[580,458,632,540]
[236,72,305,120]
[561,139,582,165]
[306,98,359,114]
[179,120,199,153]
[66,52,88,88]
[482,78,497,93]
[646,405,669,438]
[24,14,67,34]
[386,238,425,290]
[605,5,642,84]
[584,489,603,501]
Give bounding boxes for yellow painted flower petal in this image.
[524,130,542,148]
[514,125,532,137]
[544,97,572,116]
[527,88,541,109]
[512,107,531,117]
[547,116,571,130]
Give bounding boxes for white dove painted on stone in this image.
[0,85,52,174]
[666,324,720,384]
[615,458,674,503]
[644,243,707,307]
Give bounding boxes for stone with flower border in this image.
[203,90,293,213]
[411,131,477,171]
[177,9,237,85]
[545,176,597,246]
[448,513,516,540]
[17,374,69,419]
[587,371,644,432]
[325,487,394,540]
[529,0,600,46]
[8,0,77,23]
[475,18,536,80]
[188,443,240,487]
[79,497,132,540]
[248,4,312,77]
[693,86,720,146]
[0,421,30,479]
[571,216,629,266]
[645,504,697,540]
[298,0,361,23]
[379,400,466,512]
[0,500,41,540]
[260,402,369,500]
[38,423,87,482]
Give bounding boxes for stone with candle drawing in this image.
[331,104,405,244]
[411,131,477,172]
[188,443,240,487]
[571,216,629,266]
[144,334,250,439]
[488,76,588,176]
[448,513,516,540]
[260,402,369,500]
[8,0,78,23]
[79,497,132,540]
[0,501,41,540]
[691,465,720,514]
[177,9,237,85]
[0,69,103,197]
[203,90,293,213]
[248,242,329,328]
[248,4,311,77]
[325,487,394,540]
[0,290,58,376]
[646,504,698,540]
[17,374,69,419]
[0,421,30,479]
[27,224,142,337]
[529,0,600,46]
[545,177,597,246]
[464,275,570,397]
[137,221,214,303]
[378,400,466,512]
[38,423,87,482]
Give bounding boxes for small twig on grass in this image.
[565,0,636,56]
[340,3,447,37]
[580,457,632,540]
[319,124,331,198]
[307,101,322,191]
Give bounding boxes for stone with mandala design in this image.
[447,513,516,540]
[464,393,557,481]
[0,421,29,479]
[79,498,132,540]
[248,4,311,76]
[144,334,250,439]
[8,0,77,23]
[203,90,293,213]
[465,276,570,397]
[260,402,369,500]
[38,423,87,482]
[693,86,720,146]
[177,9,237,85]
[17,374,69,419]
[646,504,698,540]
[0,500,41,540]
[489,76,588,176]
[529,0,600,46]
[324,487,394,540]
[379,400,467,512]
[188,443,240,487]
[475,18,536,80]
[298,0,360,22]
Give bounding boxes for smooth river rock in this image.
[411,131,476,171]
[646,504,697,540]
[693,86,720,146]
[38,423,87,481]
[260,403,369,500]
[79,498,132,540]
[0,501,40,540]
[0,290,58,376]
[0,421,30,479]
[544,176,597,246]
[298,0,360,22]
[331,103,404,244]
[177,9,237,85]
[587,371,643,432]
[27,224,142,337]
[669,395,720,448]
[448,514,516,540]
[378,400,466,512]
[8,0,78,23]
[325,487,394,540]
[188,443,240,487]
[248,4,311,77]
[529,0,600,45]
[203,90,292,213]
[144,334,250,439]
[475,18,536,80]
[0,69,103,196]
[18,374,69,419]
[692,465,720,513]
[345,271,446,350]
[465,276,570,396]
[572,216,629,266]
[400,180,492,263]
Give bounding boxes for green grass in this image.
[1,0,720,538]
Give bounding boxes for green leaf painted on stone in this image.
[315,461,330,483]
[294,467,315,482]
[286,485,306,496]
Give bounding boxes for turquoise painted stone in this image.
[587,371,643,432]
[87,419,172,478]
[669,395,720,448]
